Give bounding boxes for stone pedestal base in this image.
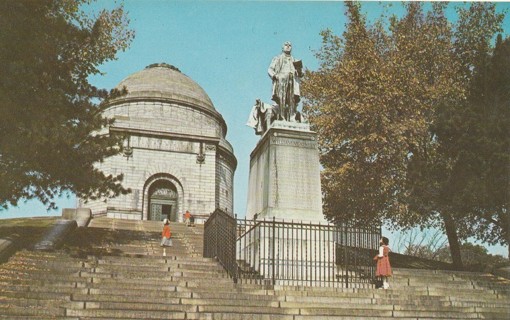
[246,121,325,222]
[237,225,337,286]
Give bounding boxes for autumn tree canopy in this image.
[0,0,134,210]
[302,2,508,265]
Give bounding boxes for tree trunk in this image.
[442,212,463,269]
[506,228,510,260]
[501,214,510,260]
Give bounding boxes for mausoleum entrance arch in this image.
[143,174,183,222]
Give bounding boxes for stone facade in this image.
[78,63,236,222]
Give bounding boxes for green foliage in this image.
[0,0,134,210]
[435,243,508,271]
[434,35,510,249]
[401,241,507,271]
[302,2,508,261]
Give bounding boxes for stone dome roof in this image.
[113,63,215,111]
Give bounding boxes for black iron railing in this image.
[204,209,381,288]
[203,208,238,282]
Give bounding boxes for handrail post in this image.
[232,214,238,284]
[344,224,349,288]
[272,216,276,286]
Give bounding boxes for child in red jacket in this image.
[160,219,172,247]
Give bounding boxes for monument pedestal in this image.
[243,120,331,286]
[238,225,337,286]
[246,121,325,223]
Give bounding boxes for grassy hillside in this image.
[0,217,59,248]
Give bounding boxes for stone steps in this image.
[71,292,188,304]
[84,279,232,290]
[0,279,87,288]
[68,300,196,313]
[94,255,217,265]
[0,304,67,317]
[0,290,72,301]
[65,308,187,319]
[81,264,225,274]
[80,270,229,282]
[0,217,508,319]
[1,263,86,273]
[0,317,77,320]
[298,308,472,318]
[293,317,415,320]
[182,315,296,320]
[0,285,87,295]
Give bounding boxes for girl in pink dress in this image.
[374,236,392,289]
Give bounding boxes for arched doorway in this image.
[148,180,178,221]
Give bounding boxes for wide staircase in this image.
[0,217,508,319]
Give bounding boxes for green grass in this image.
[0,217,60,249]
[0,216,58,228]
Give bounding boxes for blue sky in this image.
[90,0,348,221]
[2,1,509,256]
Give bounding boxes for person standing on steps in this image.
[374,236,392,289]
[160,218,173,248]
[184,210,192,227]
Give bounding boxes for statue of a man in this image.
[268,41,303,122]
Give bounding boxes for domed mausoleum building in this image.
[78,63,236,222]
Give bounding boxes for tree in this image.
[469,35,510,256]
[302,2,507,267]
[435,34,510,257]
[410,4,508,262]
[303,2,425,227]
[0,0,134,210]
[303,2,463,225]
[435,243,508,270]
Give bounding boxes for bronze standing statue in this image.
[247,41,304,135]
[268,41,303,122]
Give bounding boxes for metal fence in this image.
[204,209,381,288]
[203,209,238,281]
